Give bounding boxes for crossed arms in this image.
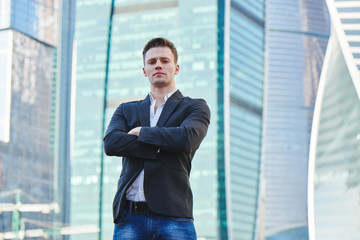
[103,99,210,159]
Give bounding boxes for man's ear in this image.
[143,67,147,77]
[175,65,180,75]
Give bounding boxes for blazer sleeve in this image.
[103,104,158,159]
[137,99,210,152]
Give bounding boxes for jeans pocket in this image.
[169,216,193,223]
[115,209,130,226]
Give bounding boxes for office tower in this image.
[308,0,360,240]
[72,0,264,239]
[0,0,58,237]
[260,0,329,239]
[225,1,265,239]
[0,0,75,238]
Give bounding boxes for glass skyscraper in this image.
[0,0,74,238]
[0,0,58,237]
[260,0,329,239]
[72,0,264,239]
[308,1,360,240]
[226,0,265,239]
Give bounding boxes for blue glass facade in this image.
[9,0,58,46]
[0,29,56,236]
[71,0,111,239]
[227,1,264,239]
[261,0,329,239]
[0,0,59,237]
[0,0,75,238]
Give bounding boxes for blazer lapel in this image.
[156,90,184,127]
[137,95,151,127]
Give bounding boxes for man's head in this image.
[142,38,179,91]
[142,37,178,65]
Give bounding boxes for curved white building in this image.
[308,0,360,240]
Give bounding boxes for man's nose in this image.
[155,60,162,68]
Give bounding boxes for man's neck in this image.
[150,86,176,103]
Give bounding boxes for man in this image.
[104,37,210,240]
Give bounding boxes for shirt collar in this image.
[149,90,177,104]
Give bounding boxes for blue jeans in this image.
[113,204,197,240]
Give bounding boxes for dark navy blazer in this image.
[103,90,210,223]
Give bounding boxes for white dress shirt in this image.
[126,90,176,202]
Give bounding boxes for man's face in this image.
[143,46,179,89]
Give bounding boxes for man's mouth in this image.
[154,72,165,76]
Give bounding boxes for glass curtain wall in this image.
[227,0,265,239]
[261,0,329,239]
[71,0,111,239]
[0,29,56,236]
[0,0,58,237]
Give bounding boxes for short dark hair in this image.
[142,37,178,64]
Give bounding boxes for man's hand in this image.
[128,127,142,136]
